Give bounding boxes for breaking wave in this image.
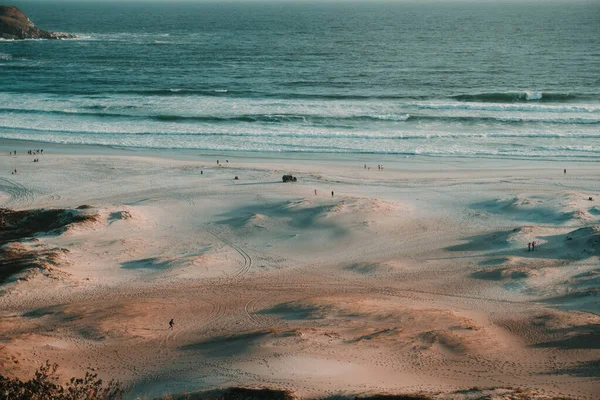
[450,91,580,103]
[3,125,600,141]
[1,107,598,125]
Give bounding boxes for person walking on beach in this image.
[169,319,174,330]
[528,242,531,252]
[331,190,334,197]
[564,169,566,174]
[314,189,317,195]
[531,241,536,251]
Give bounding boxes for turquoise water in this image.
[1,1,599,159]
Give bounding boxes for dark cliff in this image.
[0,5,75,40]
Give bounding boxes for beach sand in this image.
[0,141,599,399]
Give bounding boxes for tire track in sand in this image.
[244,298,262,325]
[0,177,34,207]
[186,197,252,278]
[185,197,265,331]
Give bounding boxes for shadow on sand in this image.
[121,257,174,270]
[0,207,98,283]
[178,330,272,358]
[471,197,575,225]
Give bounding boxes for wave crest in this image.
[1,108,599,126]
[451,91,578,103]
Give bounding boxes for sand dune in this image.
[0,144,599,399]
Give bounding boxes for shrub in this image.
[0,360,123,400]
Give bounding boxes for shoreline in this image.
[2,137,600,171]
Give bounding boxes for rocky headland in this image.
[0,5,75,40]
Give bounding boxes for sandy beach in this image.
[0,140,598,399]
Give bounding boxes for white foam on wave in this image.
[414,101,600,114]
[495,116,600,124]
[77,32,166,43]
[373,114,410,121]
[525,91,543,100]
[0,53,12,60]
[72,34,92,40]
[1,91,598,162]
[2,116,599,142]
[1,130,598,160]
[4,91,599,124]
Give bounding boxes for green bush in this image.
[0,360,123,400]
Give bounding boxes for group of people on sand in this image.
[363,164,384,171]
[7,149,46,173]
[8,149,44,156]
[313,189,335,197]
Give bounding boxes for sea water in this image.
[1,0,599,160]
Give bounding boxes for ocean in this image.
[1,0,599,160]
